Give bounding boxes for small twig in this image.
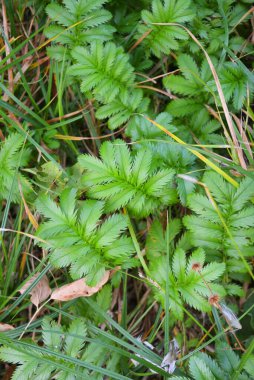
[18,299,50,340]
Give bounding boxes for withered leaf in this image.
[19,274,52,307]
[161,339,180,374]
[0,323,14,332]
[51,271,110,301]
[220,303,242,330]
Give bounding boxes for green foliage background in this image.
[0,0,254,378]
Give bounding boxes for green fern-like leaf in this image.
[126,112,176,141]
[0,134,31,203]
[189,343,250,380]
[146,218,182,259]
[69,42,135,103]
[165,53,252,113]
[125,110,201,204]
[184,172,254,280]
[166,98,204,117]
[148,247,225,320]
[137,0,194,57]
[0,318,117,380]
[96,89,150,130]
[147,142,198,205]
[206,2,252,56]
[163,55,224,143]
[208,62,253,110]
[45,0,115,61]
[35,188,135,285]
[170,342,251,379]
[189,356,216,380]
[78,140,177,217]
[164,54,213,98]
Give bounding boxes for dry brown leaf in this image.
[51,271,110,301]
[19,274,51,307]
[0,323,14,332]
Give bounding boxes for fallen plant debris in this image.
[132,337,180,375]
[0,324,14,332]
[51,270,110,301]
[19,274,52,308]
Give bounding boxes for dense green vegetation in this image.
[0,0,254,378]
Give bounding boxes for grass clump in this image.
[0,0,254,379]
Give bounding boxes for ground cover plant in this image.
[0,0,254,378]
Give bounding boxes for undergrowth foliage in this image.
[45,0,115,61]
[35,188,135,285]
[0,0,254,379]
[170,342,252,380]
[0,318,121,380]
[137,0,194,57]
[69,42,136,103]
[79,140,177,216]
[184,172,254,281]
[0,134,31,202]
[148,247,226,319]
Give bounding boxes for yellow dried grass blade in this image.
[37,19,88,50]
[152,22,246,169]
[179,174,254,280]
[145,116,238,188]
[18,181,38,230]
[0,228,46,244]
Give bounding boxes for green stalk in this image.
[232,338,254,380]
[164,210,170,363]
[126,211,150,275]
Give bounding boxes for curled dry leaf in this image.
[131,336,158,374]
[161,339,180,374]
[19,274,52,307]
[220,303,242,330]
[51,270,110,301]
[0,323,14,332]
[131,337,179,375]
